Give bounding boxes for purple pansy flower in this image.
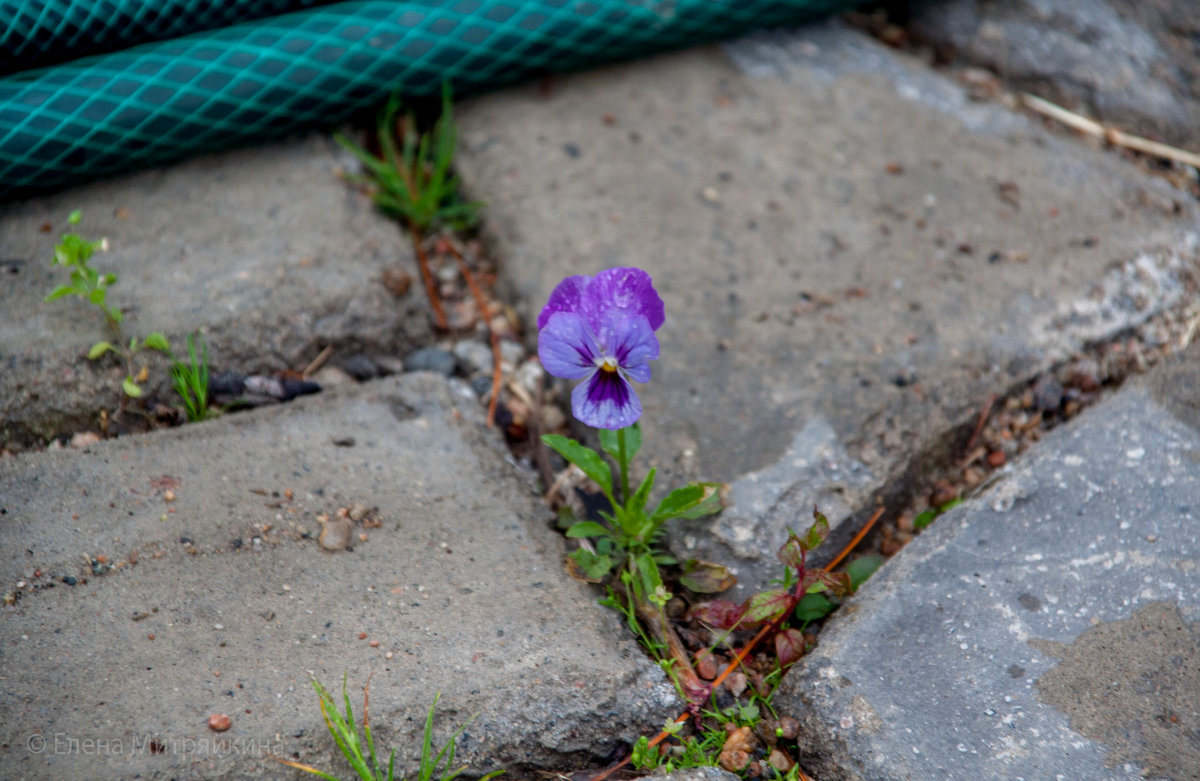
[537,267,665,430]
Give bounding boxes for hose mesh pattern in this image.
[0,0,335,74]
[0,0,855,198]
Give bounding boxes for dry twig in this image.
[1021,93,1200,169]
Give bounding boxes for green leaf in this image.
[87,341,114,359]
[142,332,170,351]
[68,210,81,224]
[555,506,578,531]
[541,434,613,497]
[674,482,724,520]
[913,509,937,530]
[800,507,831,551]
[565,521,610,539]
[567,548,614,581]
[678,559,736,594]
[648,482,724,523]
[795,592,835,622]
[845,554,885,591]
[122,377,143,397]
[741,588,792,625]
[44,284,78,302]
[599,423,641,464]
[628,467,656,515]
[88,289,106,306]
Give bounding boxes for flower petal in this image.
[537,275,589,330]
[572,369,642,429]
[580,267,665,332]
[538,312,599,380]
[601,312,658,383]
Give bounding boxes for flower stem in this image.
[617,427,631,503]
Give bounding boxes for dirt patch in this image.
[1030,602,1200,780]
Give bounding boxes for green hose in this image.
[0,0,858,199]
[0,0,337,74]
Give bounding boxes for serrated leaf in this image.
[794,592,835,622]
[87,341,114,359]
[676,482,725,519]
[143,332,170,351]
[565,521,610,539]
[566,549,612,582]
[741,588,792,625]
[678,559,736,594]
[647,480,724,524]
[845,555,885,591]
[541,434,613,497]
[44,284,77,302]
[122,377,143,397]
[775,628,808,666]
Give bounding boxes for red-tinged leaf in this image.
[801,506,830,552]
[679,559,737,594]
[689,600,744,630]
[809,570,853,598]
[777,529,805,570]
[775,628,807,667]
[741,588,793,625]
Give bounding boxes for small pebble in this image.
[358,632,368,640]
[318,516,353,551]
[385,651,394,660]
[369,639,380,648]
[208,714,232,732]
[164,490,176,502]
[70,431,101,448]
[405,347,456,377]
[986,450,1006,468]
[453,340,494,376]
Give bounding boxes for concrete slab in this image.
[0,134,430,449]
[455,19,1200,594]
[0,373,677,779]
[774,348,1200,780]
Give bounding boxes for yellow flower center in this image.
[597,356,619,373]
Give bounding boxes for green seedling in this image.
[336,84,484,330]
[913,497,963,530]
[168,332,213,422]
[277,675,501,781]
[45,210,169,400]
[336,84,483,234]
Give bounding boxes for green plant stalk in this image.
[617,427,631,503]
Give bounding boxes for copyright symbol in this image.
[28,734,46,753]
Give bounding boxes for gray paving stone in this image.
[455,19,1200,595]
[0,374,677,779]
[774,349,1200,781]
[910,0,1200,152]
[0,135,430,449]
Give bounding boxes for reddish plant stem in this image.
[590,506,888,781]
[411,225,448,330]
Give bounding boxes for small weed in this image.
[277,675,500,781]
[336,84,484,331]
[913,497,963,530]
[45,210,169,400]
[168,332,213,422]
[336,84,482,234]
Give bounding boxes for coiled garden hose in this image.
[0,0,858,198]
